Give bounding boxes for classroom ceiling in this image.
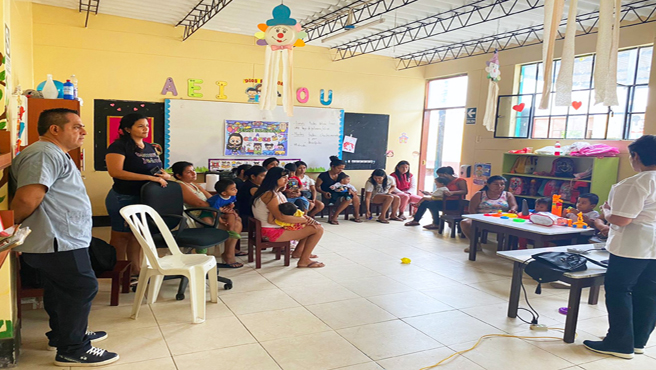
[31,0,656,68]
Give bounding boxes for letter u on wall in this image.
[320,89,333,106]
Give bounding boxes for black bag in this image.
[89,237,117,277]
[524,252,588,294]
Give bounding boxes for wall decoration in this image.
[296,87,309,103]
[216,81,228,100]
[255,4,307,116]
[161,77,178,96]
[555,0,578,106]
[385,150,394,158]
[187,79,203,98]
[571,101,582,110]
[512,103,525,112]
[412,151,420,158]
[399,132,408,144]
[342,135,357,153]
[482,51,501,131]
[540,0,565,109]
[594,0,621,106]
[320,89,333,106]
[245,86,258,102]
[209,158,301,172]
[224,120,289,156]
[94,100,164,171]
[473,163,492,185]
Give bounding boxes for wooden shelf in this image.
[502,173,591,183]
[515,194,575,205]
[0,153,11,171]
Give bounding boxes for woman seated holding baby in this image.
[252,167,325,268]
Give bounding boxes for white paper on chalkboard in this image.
[165,100,344,172]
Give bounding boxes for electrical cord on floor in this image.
[418,333,564,369]
[518,256,541,325]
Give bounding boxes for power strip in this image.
[530,324,548,331]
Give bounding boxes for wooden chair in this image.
[318,192,357,221]
[97,261,132,306]
[438,199,469,238]
[247,217,291,269]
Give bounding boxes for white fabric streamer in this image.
[555,0,578,106]
[540,0,565,110]
[594,0,621,106]
[483,80,499,132]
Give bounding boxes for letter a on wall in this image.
[161,77,178,96]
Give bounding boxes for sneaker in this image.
[48,330,108,351]
[54,346,119,367]
[583,340,634,359]
[635,347,645,354]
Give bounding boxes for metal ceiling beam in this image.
[79,0,100,28]
[302,0,420,43]
[177,0,235,41]
[333,0,544,60]
[396,0,656,70]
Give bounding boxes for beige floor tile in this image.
[311,252,358,266]
[260,268,334,288]
[338,275,411,297]
[338,320,441,360]
[404,310,503,346]
[149,297,234,325]
[18,309,51,344]
[524,295,607,324]
[92,357,177,370]
[366,291,454,318]
[88,304,159,332]
[333,362,384,370]
[219,289,300,315]
[95,326,170,365]
[160,315,256,355]
[15,347,68,369]
[461,302,562,334]
[338,248,398,263]
[385,270,460,290]
[305,298,395,330]
[238,306,331,341]
[521,330,611,365]
[449,336,573,370]
[279,280,360,306]
[261,331,370,370]
[376,347,485,370]
[316,264,381,282]
[218,270,279,295]
[174,343,281,370]
[420,284,506,309]
[579,355,656,369]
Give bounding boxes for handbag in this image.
[524,252,590,294]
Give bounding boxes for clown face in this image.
[265,25,296,45]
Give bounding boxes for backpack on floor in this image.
[89,237,117,277]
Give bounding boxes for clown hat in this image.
[266,4,297,26]
[487,51,499,66]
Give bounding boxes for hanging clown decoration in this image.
[255,4,307,116]
[482,50,501,132]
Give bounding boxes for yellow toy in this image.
[572,212,588,229]
[401,258,411,264]
[551,194,563,216]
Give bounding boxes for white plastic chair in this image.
[120,204,218,324]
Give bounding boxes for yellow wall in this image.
[31,4,426,215]
[424,23,656,193]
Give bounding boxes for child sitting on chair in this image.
[417,177,450,205]
[207,179,242,239]
[566,193,600,225]
[271,202,305,231]
[329,173,358,201]
[518,197,551,249]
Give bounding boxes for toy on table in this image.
[517,199,531,219]
[551,194,563,216]
[400,257,411,264]
[571,212,588,229]
[484,210,517,218]
[513,218,526,223]
[530,212,561,227]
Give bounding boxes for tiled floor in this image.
[15,219,656,369]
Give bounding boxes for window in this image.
[495,46,652,140]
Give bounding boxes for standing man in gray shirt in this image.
[10,108,119,367]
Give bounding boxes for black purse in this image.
[524,252,588,294]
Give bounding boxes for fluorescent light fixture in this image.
[321,18,386,44]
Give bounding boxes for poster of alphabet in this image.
[225,120,289,156]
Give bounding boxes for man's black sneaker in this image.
[54,347,119,367]
[583,340,634,359]
[48,330,108,351]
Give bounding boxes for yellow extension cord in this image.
[419,329,570,369]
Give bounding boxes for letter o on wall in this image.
[296,87,309,104]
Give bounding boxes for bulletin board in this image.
[94,100,165,171]
[165,99,344,172]
[342,113,390,170]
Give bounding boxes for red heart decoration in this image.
[133,107,138,111]
[110,103,115,107]
[117,108,122,111]
[512,103,525,112]
[572,101,583,110]
[140,104,145,107]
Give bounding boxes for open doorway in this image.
[419,75,468,191]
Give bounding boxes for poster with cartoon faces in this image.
[225,120,289,156]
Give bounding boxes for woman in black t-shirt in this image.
[105,113,170,276]
[236,166,267,229]
[315,156,362,225]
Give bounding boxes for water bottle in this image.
[42,74,59,99]
[70,74,78,99]
[554,141,561,156]
[63,80,75,100]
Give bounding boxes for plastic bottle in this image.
[42,74,59,99]
[554,141,561,156]
[63,80,75,100]
[70,74,78,99]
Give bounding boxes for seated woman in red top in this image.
[390,160,423,220]
[404,166,468,229]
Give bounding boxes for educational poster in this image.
[473,163,492,185]
[209,158,301,172]
[342,135,357,153]
[225,120,289,156]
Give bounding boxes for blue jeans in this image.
[287,196,310,211]
[105,189,141,232]
[603,253,656,351]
